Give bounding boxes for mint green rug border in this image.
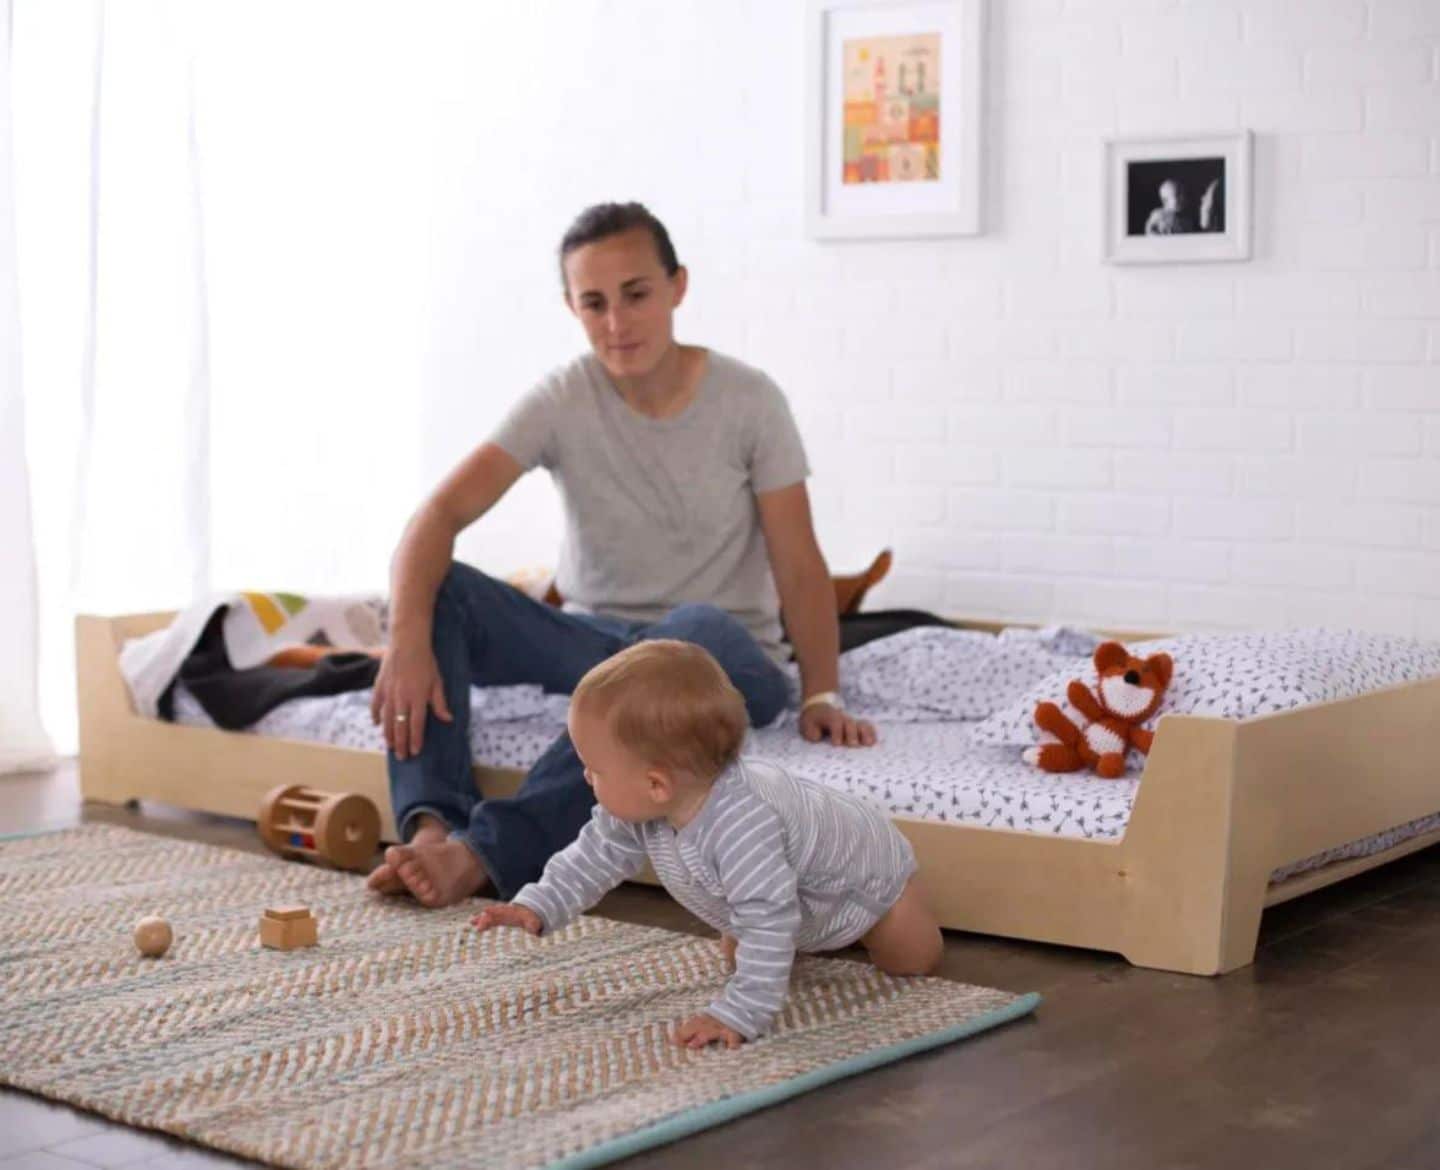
[0,824,74,841]
[1,824,1042,1170]
[544,990,1041,1170]
[0,822,91,842]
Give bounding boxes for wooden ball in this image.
[133,915,173,958]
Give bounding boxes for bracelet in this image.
[801,690,843,713]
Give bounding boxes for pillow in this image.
[824,624,1098,722]
[969,629,1440,747]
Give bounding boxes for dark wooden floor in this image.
[5,762,1440,1170]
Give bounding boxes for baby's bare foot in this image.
[384,839,489,907]
[367,820,448,895]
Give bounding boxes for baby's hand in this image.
[470,904,542,935]
[674,1013,744,1051]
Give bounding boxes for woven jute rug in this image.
[0,824,1039,1170]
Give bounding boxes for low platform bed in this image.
[77,611,1440,977]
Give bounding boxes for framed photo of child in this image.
[1103,131,1253,265]
[806,0,986,240]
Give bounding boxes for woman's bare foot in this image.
[381,838,489,907]
[366,817,448,896]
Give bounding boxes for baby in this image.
[472,639,943,1049]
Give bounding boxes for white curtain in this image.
[13,1,426,755]
[1,0,55,774]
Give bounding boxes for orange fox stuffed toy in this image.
[1022,641,1174,779]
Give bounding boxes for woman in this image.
[367,202,875,908]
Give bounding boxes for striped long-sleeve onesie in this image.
[511,756,918,1039]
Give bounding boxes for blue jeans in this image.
[387,562,792,898]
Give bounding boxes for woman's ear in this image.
[669,266,689,308]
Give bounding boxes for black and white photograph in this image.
[1126,156,1226,236]
[1104,131,1252,263]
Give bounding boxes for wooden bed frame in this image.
[76,611,1440,977]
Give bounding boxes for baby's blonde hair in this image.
[571,640,748,780]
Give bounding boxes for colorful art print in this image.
[841,33,941,185]
[807,0,983,239]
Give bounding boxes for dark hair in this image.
[558,202,680,292]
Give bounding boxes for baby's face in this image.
[568,706,665,823]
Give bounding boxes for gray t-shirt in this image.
[490,349,809,659]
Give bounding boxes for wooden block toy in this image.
[258,784,380,873]
[133,915,173,958]
[259,905,319,950]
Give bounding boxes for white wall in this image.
[421,0,1440,636]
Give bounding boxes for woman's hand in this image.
[470,904,543,935]
[674,1013,745,1050]
[370,639,453,759]
[798,703,877,748]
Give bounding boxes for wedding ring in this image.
[395,713,409,723]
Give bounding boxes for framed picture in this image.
[806,0,985,240]
[1103,131,1253,265]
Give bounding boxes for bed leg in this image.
[1213,861,1270,974]
[1120,854,1269,976]
[1116,715,1270,976]
[1216,896,1265,972]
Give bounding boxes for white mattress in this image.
[168,680,1440,885]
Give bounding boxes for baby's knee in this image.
[866,881,945,976]
[874,929,944,978]
[914,927,945,975]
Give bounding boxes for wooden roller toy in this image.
[258,784,380,872]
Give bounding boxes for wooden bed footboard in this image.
[900,676,1440,975]
[76,612,1440,977]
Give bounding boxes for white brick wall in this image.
[424,0,1440,637]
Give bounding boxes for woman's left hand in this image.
[798,703,877,748]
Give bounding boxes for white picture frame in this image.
[806,0,985,240]
[1103,131,1253,265]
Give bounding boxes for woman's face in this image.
[563,228,688,380]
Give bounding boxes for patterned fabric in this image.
[167,687,1141,840]
[0,826,1035,1170]
[514,758,918,1040]
[822,625,1096,722]
[120,592,388,719]
[970,628,1440,748]
[753,723,1138,838]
